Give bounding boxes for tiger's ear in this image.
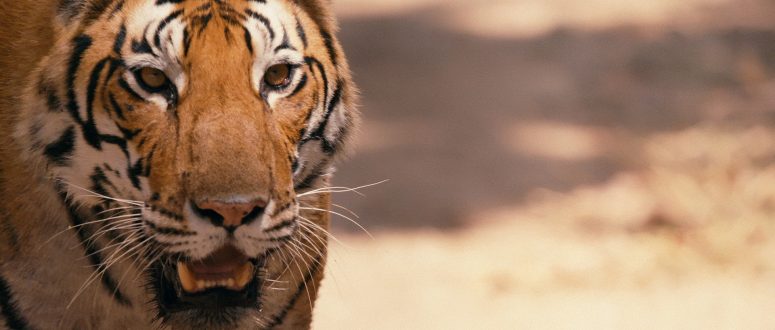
[294,0,337,31]
[56,0,121,26]
[57,0,86,24]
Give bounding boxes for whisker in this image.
[43,210,143,248]
[58,179,144,206]
[297,223,329,254]
[284,241,315,312]
[296,215,351,249]
[297,179,389,198]
[95,205,143,216]
[80,219,143,247]
[299,206,373,239]
[330,203,359,219]
[79,227,142,260]
[68,231,142,308]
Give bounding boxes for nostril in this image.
[241,204,265,226]
[193,199,267,229]
[192,205,225,227]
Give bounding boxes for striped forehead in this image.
[122,0,301,62]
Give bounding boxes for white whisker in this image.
[58,179,144,206]
[297,179,389,198]
[296,215,350,249]
[299,206,373,239]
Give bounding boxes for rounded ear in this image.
[295,0,338,32]
[56,0,120,26]
[57,0,86,24]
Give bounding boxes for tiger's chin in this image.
[149,244,267,326]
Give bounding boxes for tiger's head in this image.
[21,0,355,327]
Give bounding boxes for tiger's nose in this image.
[193,199,268,230]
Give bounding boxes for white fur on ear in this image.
[56,0,87,24]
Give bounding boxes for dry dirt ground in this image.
[312,1,775,329]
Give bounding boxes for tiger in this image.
[0,0,357,328]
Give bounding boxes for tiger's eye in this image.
[264,64,291,88]
[138,67,168,89]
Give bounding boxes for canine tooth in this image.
[197,280,205,290]
[235,263,254,288]
[227,278,235,287]
[177,262,198,293]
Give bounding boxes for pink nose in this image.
[194,199,268,228]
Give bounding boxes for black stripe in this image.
[99,134,128,153]
[144,144,157,177]
[274,27,295,52]
[103,58,123,91]
[90,167,112,196]
[264,218,294,233]
[128,157,144,190]
[320,30,338,67]
[317,84,343,153]
[83,0,115,26]
[109,0,125,18]
[130,38,153,55]
[288,73,307,98]
[192,2,210,13]
[143,220,195,236]
[192,13,213,33]
[66,35,93,124]
[54,183,133,307]
[39,81,63,113]
[300,57,340,153]
[182,27,192,56]
[113,24,127,54]
[265,254,323,328]
[107,92,126,120]
[118,77,143,100]
[153,10,184,48]
[84,58,111,149]
[295,17,307,49]
[117,124,141,141]
[156,0,184,4]
[294,162,326,191]
[218,6,244,27]
[148,204,184,221]
[0,275,30,330]
[242,26,253,53]
[245,9,275,40]
[44,126,76,167]
[304,56,329,117]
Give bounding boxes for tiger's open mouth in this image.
[152,245,265,315]
[177,245,254,292]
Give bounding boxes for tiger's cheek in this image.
[272,74,319,144]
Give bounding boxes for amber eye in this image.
[264,64,292,88]
[138,67,168,90]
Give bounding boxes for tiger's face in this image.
[27,0,354,326]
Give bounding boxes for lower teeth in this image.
[176,262,254,293]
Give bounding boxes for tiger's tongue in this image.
[177,245,253,293]
[190,245,246,274]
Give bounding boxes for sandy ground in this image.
[310,1,775,329]
[314,126,775,329]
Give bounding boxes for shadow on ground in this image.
[330,4,775,231]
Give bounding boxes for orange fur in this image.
[0,0,356,328]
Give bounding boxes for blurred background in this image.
[312,0,775,328]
